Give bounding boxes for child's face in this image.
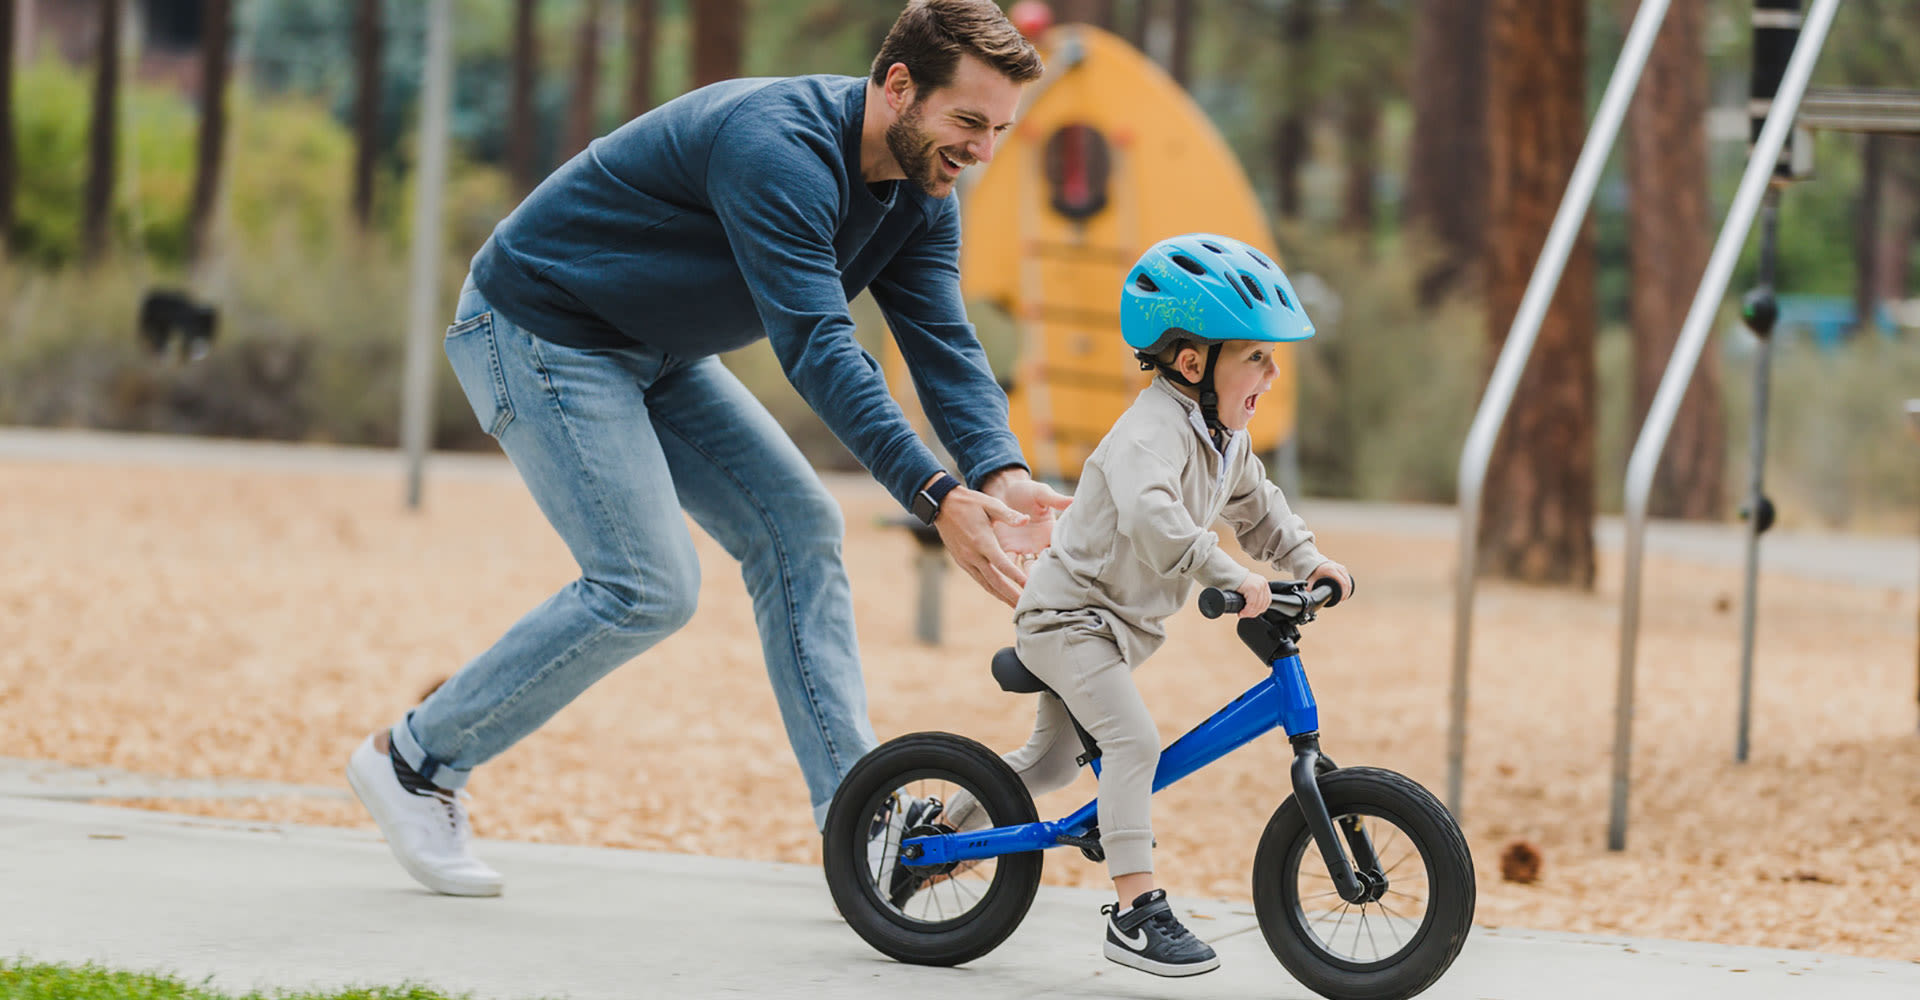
[1177,339,1280,431]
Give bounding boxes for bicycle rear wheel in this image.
[823,732,1043,967]
[1251,766,1475,1000]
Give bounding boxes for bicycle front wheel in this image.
[1251,767,1475,1000]
[822,732,1043,967]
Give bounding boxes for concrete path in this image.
[3,796,1916,1000]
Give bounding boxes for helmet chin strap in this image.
[1136,342,1229,449]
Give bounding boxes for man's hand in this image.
[978,467,1072,555]
[929,473,1033,607]
[1235,572,1273,619]
[1308,561,1355,602]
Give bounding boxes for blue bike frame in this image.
[902,652,1320,867]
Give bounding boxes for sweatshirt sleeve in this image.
[1101,430,1249,590]
[704,112,943,511]
[1222,446,1328,580]
[867,199,1028,489]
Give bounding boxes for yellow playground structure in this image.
[882,22,1299,483]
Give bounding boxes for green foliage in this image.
[7,54,412,270]
[0,960,497,1000]
[1283,230,1487,503]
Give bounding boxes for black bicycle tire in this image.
[823,731,1044,967]
[1251,766,1476,1000]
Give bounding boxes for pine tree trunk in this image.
[1271,1,1316,220]
[82,0,121,264]
[1626,0,1721,520]
[1338,0,1382,239]
[509,0,539,196]
[626,0,655,118]
[187,0,232,269]
[565,0,603,158]
[692,0,743,91]
[1124,0,1150,49]
[0,0,14,256]
[1167,0,1193,88]
[351,0,382,228]
[1875,136,1920,305]
[1405,0,1487,302]
[1480,0,1596,586]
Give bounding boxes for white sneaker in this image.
[345,735,503,897]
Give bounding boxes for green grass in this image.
[0,961,517,1000]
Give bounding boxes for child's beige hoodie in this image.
[1014,376,1328,665]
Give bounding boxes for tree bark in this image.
[187,0,232,268]
[1405,0,1487,302]
[625,0,655,119]
[1480,0,1596,586]
[509,0,539,196]
[1338,0,1382,238]
[565,0,603,158]
[82,0,121,264]
[1874,137,1920,306]
[1626,0,1721,520]
[1270,1,1316,220]
[1123,0,1150,49]
[1167,0,1193,88]
[0,0,14,256]
[692,0,744,90]
[351,0,381,228]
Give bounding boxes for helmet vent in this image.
[1170,254,1207,276]
[1134,272,1159,293]
[1200,241,1225,254]
[1248,249,1276,270]
[1273,284,1292,309]
[1240,273,1266,303]
[1227,275,1253,309]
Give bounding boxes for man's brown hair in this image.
[870,0,1045,92]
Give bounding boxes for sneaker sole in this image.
[1103,940,1221,978]
[345,756,504,898]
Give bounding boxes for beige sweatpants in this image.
[962,608,1162,878]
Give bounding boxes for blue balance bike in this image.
[823,579,1475,1000]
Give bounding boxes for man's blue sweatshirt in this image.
[469,74,1025,511]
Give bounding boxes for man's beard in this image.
[885,99,954,197]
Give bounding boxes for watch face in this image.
[912,490,937,525]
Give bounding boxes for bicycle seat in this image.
[990,647,1049,694]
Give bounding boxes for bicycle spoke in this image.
[1360,908,1380,961]
[1374,899,1410,949]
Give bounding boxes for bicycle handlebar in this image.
[1198,577,1346,620]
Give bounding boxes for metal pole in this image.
[1611,0,1839,851]
[401,0,452,509]
[1447,0,1675,819]
[1735,189,1782,764]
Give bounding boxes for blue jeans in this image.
[392,279,878,828]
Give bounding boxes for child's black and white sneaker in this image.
[1102,889,1220,977]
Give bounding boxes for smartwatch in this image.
[910,472,963,526]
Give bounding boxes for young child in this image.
[946,233,1352,977]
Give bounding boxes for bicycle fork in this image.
[1252,617,1386,906]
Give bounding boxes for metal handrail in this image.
[1446,0,1675,820]
[1610,0,1841,851]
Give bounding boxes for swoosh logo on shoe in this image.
[1113,922,1150,952]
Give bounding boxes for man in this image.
[345,0,1069,897]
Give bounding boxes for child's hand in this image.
[1235,572,1273,618]
[1309,561,1355,602]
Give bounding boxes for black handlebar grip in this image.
[1198,588,1244,619]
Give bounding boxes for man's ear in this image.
[883,63,917,110]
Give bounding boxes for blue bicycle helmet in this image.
[1119,233,1314,435]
